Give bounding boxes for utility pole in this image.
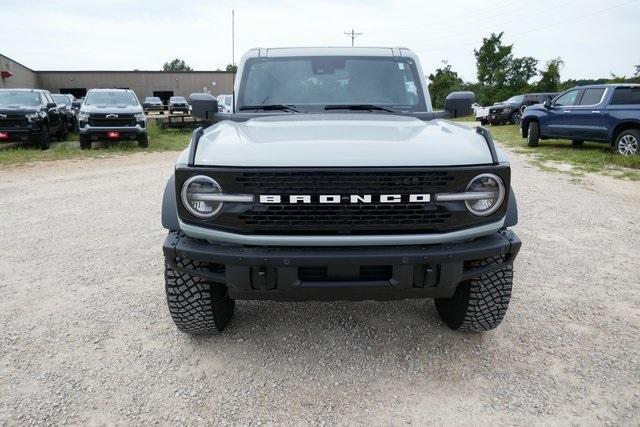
[232,9,235,67]
[344,29,362,47]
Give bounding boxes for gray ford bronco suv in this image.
[162,47,521,334]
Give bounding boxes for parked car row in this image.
[473,84,640,156]
[0,88,148,150]
[476,93,558,126]
[521,84,640,156]
[142,96,193,115]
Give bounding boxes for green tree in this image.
[428,61,463,109]
[226,64,238,73]
[162,58,193,72]
[536,57,564,92]
[634,63,640,77]
[473,32,538,104]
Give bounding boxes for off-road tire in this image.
[79,134,91,150]
[137,134,149,148]
[527,121,540,147]
[165,258,235,335]
[435,256,513,331]
[39,125,50,150]
[572,140,584,148]
[614,129,640,156]
[479,119,488,126]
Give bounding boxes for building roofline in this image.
[0,52,35,72]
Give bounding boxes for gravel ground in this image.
[0,147,638,425]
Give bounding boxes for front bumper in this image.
[79,124,146,140]
[488,110,514,122]
[163,230,521,301]
[0,124,41,142]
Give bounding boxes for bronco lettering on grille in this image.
[259,194,431,204]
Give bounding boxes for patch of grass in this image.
[0,121,190,167]
[448,114,477,123]
[487,124,640,180]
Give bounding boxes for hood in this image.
[0,106,39,113]
[191,113,496,167]
[80,104,142,114]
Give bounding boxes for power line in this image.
[425,0,638,52]
[344,29,363,47]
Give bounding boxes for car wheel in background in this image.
[39,125,50,150]
[138,134,149,148]
[56,125,68,141]
[79,134,91,150]
[510,111,522,125]
[614,129,639,156]
[527,121,540,147]
[572,140,584,148]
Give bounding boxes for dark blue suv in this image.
[521,84,640,155]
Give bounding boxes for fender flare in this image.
[161,175,180,231]
[504,187,518,228]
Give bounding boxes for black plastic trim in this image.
[475,126,499,165]
[161,176,179,231]
[187,127,204,167]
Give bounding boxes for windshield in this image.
[0,91,42,107]
[85,91,139,106]
[238,56,425,112]
[145,97,161,102]
[170,97,186,102]
[52,94,71,106]
[505,95,524,104]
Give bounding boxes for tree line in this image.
[428,32,640,108]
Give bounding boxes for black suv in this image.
[487,93,558,126]
[168,96,190,114]
[0,89,67,149]
[142,96,164,114]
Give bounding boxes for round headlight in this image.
[465,173,505,216]
[181,175,223,218]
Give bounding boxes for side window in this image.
[611,87,640,105]
[578,88,606,105]
[554,90,579,107]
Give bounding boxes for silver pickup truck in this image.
[161,47,521,335]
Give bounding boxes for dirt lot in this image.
[0,146,638,425]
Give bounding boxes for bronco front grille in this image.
[175,166,511,235]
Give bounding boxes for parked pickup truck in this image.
[0,88,67,149]
[161,47,521,335]
[488,93,557,126]
[78,89,148,149]
[521,84,640,155]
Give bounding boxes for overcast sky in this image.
[2,0,639,82]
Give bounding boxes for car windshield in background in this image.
[52,94,71,106]
[84,91,138,106]
[0,91,42,107]
[146,97,161,102]
[506,95,525,104]
[170,97,186,102]
[238,56,425,112]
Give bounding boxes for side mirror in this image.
[543,99,552,109]
[444,91,475,118]
[47,102,58,109]
[189,93,218,120]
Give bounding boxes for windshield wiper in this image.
[324,104,397,113]
[239,104,299,112]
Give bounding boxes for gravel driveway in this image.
[0,147,638,425]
